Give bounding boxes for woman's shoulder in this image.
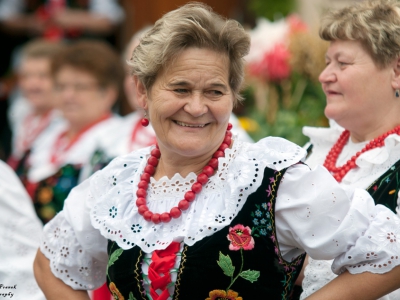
[237,136,307,171]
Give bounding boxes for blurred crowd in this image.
[0,1,252,299]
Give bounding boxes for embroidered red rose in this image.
[227,224,255,251]
[109,282,124,300]
[206,289,243,300]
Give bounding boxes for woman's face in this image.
[19,57,54,113]
[319,39,395,132]
[54,66,115,127]
[141,47,234,159]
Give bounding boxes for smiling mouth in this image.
[174,121,207,128]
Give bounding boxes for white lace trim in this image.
[89,137,305,253]
[303,124,400,191]
[41,211,107,290]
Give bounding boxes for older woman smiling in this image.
[34,3,400,300]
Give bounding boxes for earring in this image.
[396,89,400,98]
[141,112,149,127]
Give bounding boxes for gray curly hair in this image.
[128,2,250,104]
[320,0,400,68]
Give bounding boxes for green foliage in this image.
[243,76,328,147]
[239,270,260,283]
[248,0,296,20]
[217,251,235,277]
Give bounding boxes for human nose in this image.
[183,92,208,117]
[318,64,336,84]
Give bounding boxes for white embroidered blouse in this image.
[27,115,122,183]
[301,122,400,300]
[40,136,400,292]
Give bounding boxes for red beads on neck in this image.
[323,125,400,182]
[136,123,233,224]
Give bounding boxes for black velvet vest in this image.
[106,166,305,300]
[15,151,82,224]
[366,158,400,213]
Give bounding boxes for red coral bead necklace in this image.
[136,123,233,224]
[323,125,400,182]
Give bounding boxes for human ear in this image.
[133,76,148,110]
[390,56,400,90]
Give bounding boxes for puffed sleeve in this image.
[40,177,108,290]
[275,163,400,275]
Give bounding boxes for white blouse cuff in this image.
[40,211,108,290]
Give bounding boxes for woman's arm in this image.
[34,249,90,300]
[306,267,400,300]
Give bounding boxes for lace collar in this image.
[303,123,400,187]
[90,136,306,253]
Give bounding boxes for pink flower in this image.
[248,43,291,82]
[227,224,255,251]
[263,44,291,82]
[287,14,308,33]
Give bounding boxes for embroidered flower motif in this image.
[255,209,262,217]
[206,289,243,300]
[109,206,118,218]
[109,282,124,300]
[376,224,400,251]
[251,203,273,238]
[211,224,260,298]
[227,224,255,251]
[227,162,252,186]
[131,224,142,233]
[266,185,273,197]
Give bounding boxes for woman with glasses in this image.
[21,40,124,224]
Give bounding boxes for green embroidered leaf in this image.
[239,270,260,283]
[217,252,235,277]
[128,292,137,300]
[108,248,124,268]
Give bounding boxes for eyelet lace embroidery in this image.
[89,137,305,253]
[40,137,315,289]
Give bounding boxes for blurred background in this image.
[0,0,362,160]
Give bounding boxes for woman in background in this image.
[7,39,63,170]
[22,40,124,224]
[301,0,400,298]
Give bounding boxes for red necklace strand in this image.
[136,123,233,224]
[323,125,400,182]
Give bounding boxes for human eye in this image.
[206,90,223,97]
[174,88,189,94]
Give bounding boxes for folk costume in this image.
[301,121,400,300]
[21,114,121,224]
[40,137,400,299]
